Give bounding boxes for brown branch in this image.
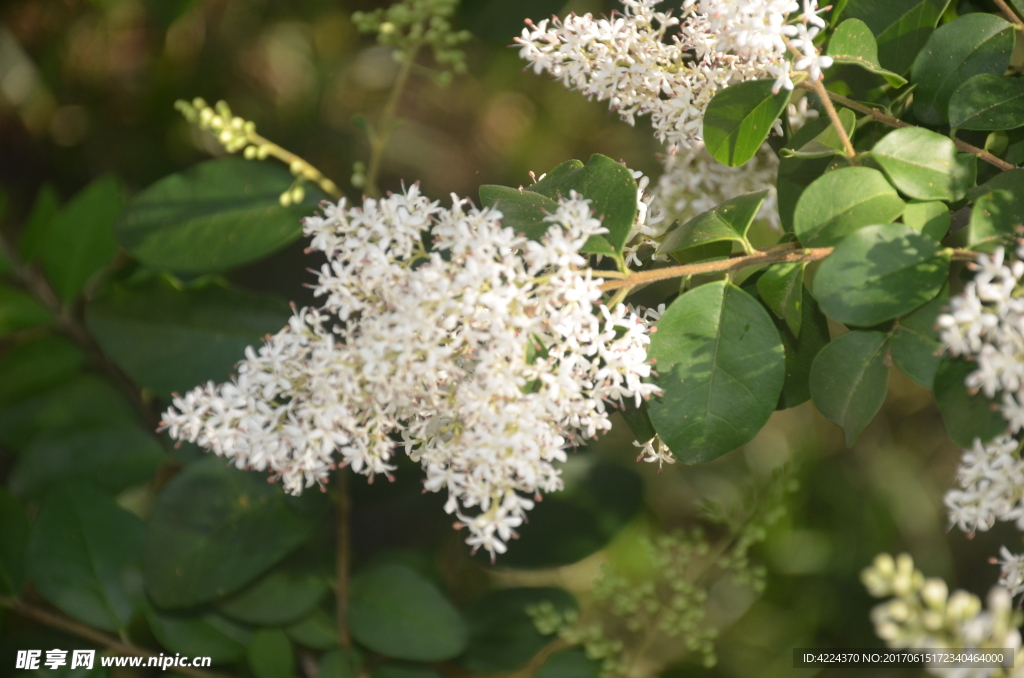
[334,468,352,649]
[991,0,1024,30]
[812,87,1018,172]
[0,597,224,678]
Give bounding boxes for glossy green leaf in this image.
[145,608,250,664]
[114,159,323,274]
[10,424,166,499]
[0,285,51,336]
[0,336,85,406]
[144,456,329,608]
[777,155,850,233]
[648,282,785,462]
[934,357,1006,447]
[536,649,601,678]
[0,490,29,596]
[812,224,949,326]
[0,375,136,451]
[891,288,946,388]
[461,588,576,674]
[809,331,890,446]
[526,154,639,251]
[478,185,559,241]
[827,19,907,86]
[949,74,1024,131]
[902,201,950,241]
[86,275,290,399]
[349,562,467,662]
[494,460,642,568]
[869,127,975,201]
[217,553,329,625]
[657,191,767,255]
[37,176,122,303]
[247,630,294,678]
[969,190,1024,250]
[18,184,60,262]
[911,13,1015,125]
[778,109,857,159]
[286,608,338,650]
[757,262,804,336]
[842,0,949,73]
[26,483,144,633]
[703,80,792,167]
[793,167,905,246]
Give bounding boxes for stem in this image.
[991,0,1024,30]
[247,131,342,200]
[521,638,570,678]
[596,243,834,292]
[807,78,858,162]
[0,597,223,678]
[334,468,352,649]
[364,45,421,198]
[808,86,1018,172]
[0,234,158,429]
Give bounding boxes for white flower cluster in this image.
[862,553,1024,677]
[516,0,830,149]
[937,246,1024,595]
[162,186,661,558]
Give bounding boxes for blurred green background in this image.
[0,0,1007,676]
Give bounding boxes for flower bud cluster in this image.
[516,0,830,150]
[862,553,1024,676]
[162,186,660,558]
[352,0,471,73]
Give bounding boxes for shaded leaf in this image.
[902,201,951,241]
[536,649,601,678]
[969,189,1024,251]
[757,262,804,336]
[949,74,1024,131]
[145,607,249,664]
[478,185,559,242]
[648,282,785,462]
[286,609,339,650]
[0,285,51,337]
[809,331,890,446]
[891,288,947,388]
[703,80,792,167]
[657,191,767,255]
[934,357,1006,447]
[217,552,329,626]
[842,0,949,73]
[18,184,60,263]
[318,650,361,678]
[778,109,857,159]
[793,167,905,246]
[0,336,85,406]
[114,159,323,274]
[247,630,294,678]
[0,490,29,596]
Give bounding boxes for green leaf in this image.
[39,176,122,303]
[494,460,642,568]
[0,375,137,452]
[703,80,792,167]
[756,263,804,336]
[842,0,949,73]
[934,357,1006,447]
[349,563,467,662]
[620,400,657,443]
[777,156,850,233]
[793,167,906,246]
[777,290,832,409]
[216,553,329,626]
[891,288,946,388]
[809,331,890,446]
[114,159,323,274]
[461,588,576,674]
[247,630,294,678]
[0,335,85,406]
[949,74,1024,131]
[902,201,951,240]
[812,224,949,326]
[648,282,785,463]
[26,482,144,633]
[0,285,51,336]
[868,127,975,201]
[969,190,1024,250]
[536,649,601,678]
[666,241,733,267]
[18,184,61,262]
[286,608,339,650]
[828,19,908,86]
[9,424,166,499]
[967,168,1024,202]
[911,13,1015,126]
[144,456,328,608]
[372,665,441,678]
[0,490,29,596]
[778,109,857,159]
[318,650,361,678]
[86,275,290,399]
[526,154,639,251]
[478,185,560,242]
[657,191,767,255]
[145,608,249,664]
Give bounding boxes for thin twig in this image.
[364,45,422,198]
[805,76,858,161]
[991,0,1024,30]
[810,86,1018,172]
[334,468,352,649]
[0,597,223,678]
